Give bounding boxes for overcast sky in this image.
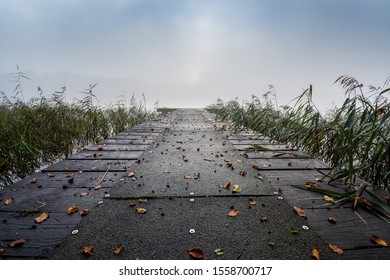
[0,0,389,111]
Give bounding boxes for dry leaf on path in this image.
[260,215,268,222]
[0,248,4,254]
[189,248,204,259]
[138,199,148,203]
[80,192,89,197]
[329,243,344,254]
[136,208,147,214]
[4,198,14,205]
[328,217,338,223]
[114,244,124,255]
[80,209,89,216]
[305,181,317,187]
[248,198,256,205]
[34,212,49,223]
[372,235,389,247]
[94,185,102,190]
[252,165,261,170]
[8,239,27,248]
[312,247,320,260]
[214,248,224,256]
[239,170,247,176]
[293,206,306,218]
[232,184,241,193]
[83,246,94,256]
[228,209,239,217]
[127,172,135,178]
[67,205,79,215]
[324,195,335,203]
[129,203,136,207]
[184,175,194,179]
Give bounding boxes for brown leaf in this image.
[4,198,14,205]
[0,248,4,254]
[260,215,268,222]
[31,178,38,184]
[328,217,338,223]
[34,212,49,223]
[80,209,89,216]
[252,165,261,170]
[83,246,94,256]
[228,209,239,217]
[127,172,135,178]
[288,162,293,166]
[8,239,27,248]
[129,203,136,207]
[65,173,74,178]
[372,235,389,247]
[67,205,79,215]
[163,170,171,174]
[293,206,306,218]
[248,198,256,205]
[221,181,230,189]
[46,173,55,177]
[314,177,323,182]
[329,243,344,255]
[239,170,247,176]
[305,181,317,187]
[189,248,204,259]
[184,175,194,179]
[138,199,148,203]
[114,244,124,255]
[80,192,89,197]
[94,185,102,190]
[194,172,200,179]
[97,146,104,151]
[312,247,320,260]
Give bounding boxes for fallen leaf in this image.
[288,162,293,166]
[80,209,89,216]
[31,178,38,184]
[0,248,4,254]
[136,208,147,214]
[329,243,344,254]
[314,177,323,182]
[129,203,136,207]
[324,195,335,203]
[228,209,239,217]
[8,239,27,248]
[98,146,104,151]
[260,215,268,222]
[46,173,55,177]
[127,172,135,178]
[214,248,224,256]
[239,170,247,176]
[194,172,200,179]
[80,192,89,197]
[248,198,256,205]
[65,173,74,178]
[221,181,230,189]
[114,244,124,255]
[83,246,94,256]
[328,217,338,223]
[184,175,194,179]
[67,205,79,215]
[372,235,389,247]
[138,199,148,203]
[312,247,320,260]
[4,198,14,205]
[252,165,261,170]
[189,248,204,259]
[293,206,306,218]
[163,170,171,174]
[305,181,317,187]
[232,184,241,193]
[94,185,102,190]
[237,160,243,163]
[34,212,49,223]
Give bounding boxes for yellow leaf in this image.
[329,243,344,255]
[4,198,14,205]
[312,247,320,260]
[324,195,335,203]
[228,209,239,217]
[34,212,49,223]
[114,244,124,255]
[67,205,79,215]
[136,208,147,214]
[214,248,224,256]
[232,184,241,193]
[372,235,389,247]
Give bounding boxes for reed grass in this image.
[0,73,158,187]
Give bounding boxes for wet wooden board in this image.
[87,144,149,151]
[100,139,154,145]
[243,150,311,159]
[42,159,138,172]
[248,158,329,170]
[235,144,297,151]
[100,138,155,144]
[229,139,279,145]
[67,150,144,160]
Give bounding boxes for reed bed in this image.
[207,76,390,189]
[0,75,158,187]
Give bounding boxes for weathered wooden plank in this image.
[42,159,138,172]
[67,150,144,160]
[248,158,329,170]
[87,144,149,151]
[243,150,311,159]
[235,144,297,151]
